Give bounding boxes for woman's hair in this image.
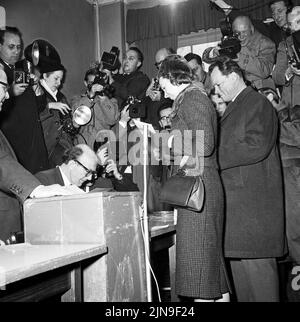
[157,55,194,85]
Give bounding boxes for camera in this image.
[125,96,147,119]
[59,113,80,137]
[218,19,241,59]
[14,70,31,84]
[152,78,160,91]
[101,46,120,71]
[88,70,115,98]
[59,105,92,137]
[14,59,35,85]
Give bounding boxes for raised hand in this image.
[48,102,71,115]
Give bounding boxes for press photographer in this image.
[203,15,276,89]
[0,34,51,174]
[273,6,300,107]
[109,47,150,110]
[70,64,119,149]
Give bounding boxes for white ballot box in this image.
[23,191,147,302]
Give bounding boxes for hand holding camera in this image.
[12,82,29,96]
[48,102,71,115]
[104,159,123,180]
[146,78,161,101]
[90,83,104,97]
[96,147,109,166]
[120,104,131,124]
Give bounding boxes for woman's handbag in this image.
[159,171,205,212]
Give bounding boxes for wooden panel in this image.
[102,193,147,302]
[0,268,71,302]
[23,192,147,302]
[0,244,107,287]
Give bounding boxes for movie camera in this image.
[218,19,241,59]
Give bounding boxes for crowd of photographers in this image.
[1,0,300,301]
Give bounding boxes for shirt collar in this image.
[1,60,14,69]
[40,79,58,101]
[231,85,247,102]
[58,166,71,186]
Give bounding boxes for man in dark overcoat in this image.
[209,57,286,302]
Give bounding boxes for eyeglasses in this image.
[233,30,250,38]
[74,159,98,180]
[155,61,163,70]
[160,115,171,122]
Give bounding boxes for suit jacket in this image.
[218,86,285,258]
[35,167,64,186]
[0,130,40,241]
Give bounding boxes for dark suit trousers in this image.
[229,258,279,302]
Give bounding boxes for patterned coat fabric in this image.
[0,130,40,241]
[218,87,285,258]
[170,83,230,299]
[277,106,300,264]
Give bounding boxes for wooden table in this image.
[0,243,107,302]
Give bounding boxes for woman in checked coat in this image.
[158,56,230,301]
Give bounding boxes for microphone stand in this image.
[142,122,152,302]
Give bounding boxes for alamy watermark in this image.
[291,265,300,291]
[0,266,6,290]
[95,126,205,168]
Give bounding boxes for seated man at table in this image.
[35,144,99,189]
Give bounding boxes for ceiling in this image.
[90,0,188,9]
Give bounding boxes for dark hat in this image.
[39,58,65,74]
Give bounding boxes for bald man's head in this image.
[61,144,99,187]
[232,16,254,47]
[155,48,176,69]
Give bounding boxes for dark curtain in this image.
[126,0,278,78]
[126,0,295,43]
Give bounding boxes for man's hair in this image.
[0,26,22,45]
[157,103,173,118]
[128,46,144,65]
[208,56,244,79]
[184,53,202,65]
[158,55,193,85]
[166,48,176,55]
[269,0,292,9]
[62,146,84,164]
[84,67,99,82]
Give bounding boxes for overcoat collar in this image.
[221,86,253,123]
